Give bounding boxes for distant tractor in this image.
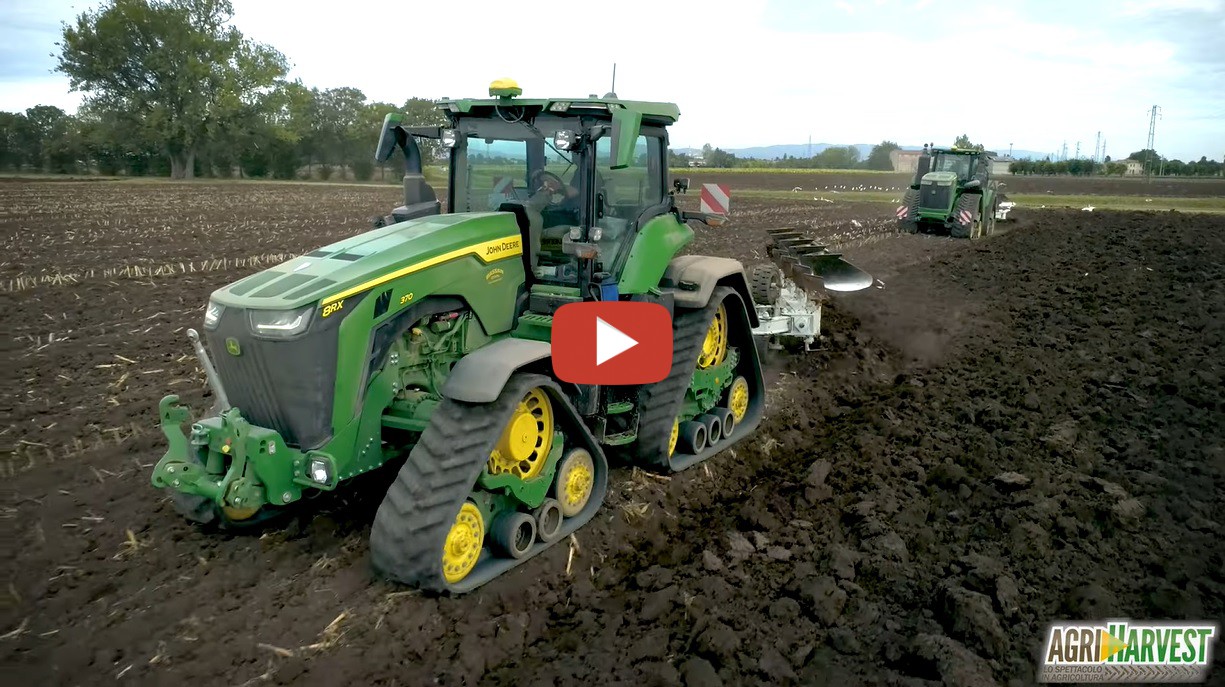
[896,144,1015,238]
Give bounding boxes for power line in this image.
[1145,104,1161,179]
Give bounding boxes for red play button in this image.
[551,302,673,385]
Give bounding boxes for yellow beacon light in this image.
[489,78,522,98]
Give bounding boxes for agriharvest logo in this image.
[1039,620,1218,683]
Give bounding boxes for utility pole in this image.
[1061,141,1068,161]
[1075,141,1081,159]
[1094,131,1102,163]
[1145,104,1160,180]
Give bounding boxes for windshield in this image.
[451,117,583,215]
[934,153,973,179]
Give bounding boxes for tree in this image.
[864,141,900,170]
[1126,149,1158,162]
[56,0,287,178]
[706,147,738,168]
[954,134,974,149]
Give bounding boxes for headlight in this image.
[204,301,224,329]
[248,305,313,338]
[441,129,458,147]
[305,454,337,489]
[309,458,331,484]
[590,226,603,241]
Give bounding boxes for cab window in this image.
[593,134,664,235]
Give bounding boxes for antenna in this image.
[611,63,617,94]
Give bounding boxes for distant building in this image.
[890,149,923,173]
[1124,159,1143,176]
[989,156,1015,176]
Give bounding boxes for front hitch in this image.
[152,396,269,512]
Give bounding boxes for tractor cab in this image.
[374,80,706,307]
[926,147,989,186]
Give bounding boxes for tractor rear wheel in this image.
[897,188,920,234]
[369,373,607,593]
[635,285,763,472]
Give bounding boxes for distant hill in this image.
[677,144,1051,161]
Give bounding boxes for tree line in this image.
[1009,150,1223,177]
[0,0,444,180]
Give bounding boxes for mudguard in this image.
[440,338,551,403]
[661,255,759,327]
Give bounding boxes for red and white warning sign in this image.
[491,177,514,197]
[700,183,730,215]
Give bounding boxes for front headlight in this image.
[204,301,224,329]
[248,305,313,339]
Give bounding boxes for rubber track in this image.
[368,373,607,594]
[951,192,978,239]
[898,188,920,233]
[636,285,765,472]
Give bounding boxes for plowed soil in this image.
[2,181,1222,686]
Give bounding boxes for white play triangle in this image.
[595,316,638,366]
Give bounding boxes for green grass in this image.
[736,189,1225,214]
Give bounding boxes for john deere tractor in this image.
[895,144,1015,238]
[149,79,796,593]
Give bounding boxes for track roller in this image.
[533,498,564,544]
[696,413,723,446]
[678,420,708,454]
[491,511,536,559]
[708,407,736,441]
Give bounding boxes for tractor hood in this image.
[211,212,524,310]
[920,171,958,186]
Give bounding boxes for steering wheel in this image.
[530,170,566,206]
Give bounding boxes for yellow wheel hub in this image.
[669,418,679,457]
[728,376,750,423]
[488,388,553,479]
[555,449,595,517]
[442,502,484,584]
[697,303,728,369]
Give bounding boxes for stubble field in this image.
[2,177,1222,686]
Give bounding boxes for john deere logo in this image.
[225,338,241,356]
[486,268,504,284]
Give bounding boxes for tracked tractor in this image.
[150,79,871,593]
[895,144,1015,239]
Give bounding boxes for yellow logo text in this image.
[321,299,345,318]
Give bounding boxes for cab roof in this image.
[436,79,681,126]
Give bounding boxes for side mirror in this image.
[964,179,982,189]
[673,177,690,194]
[374,113,404,163]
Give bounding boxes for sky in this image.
[2,0,1223,162]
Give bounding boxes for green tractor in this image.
[895,144,1015,238]
[150,78,785,593]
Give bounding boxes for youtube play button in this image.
[552,302,673,385]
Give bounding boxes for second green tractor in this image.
[896,144,1016,238]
